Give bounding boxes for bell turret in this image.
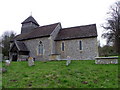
[21,16,39,34]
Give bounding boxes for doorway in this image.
[12,53,18,61]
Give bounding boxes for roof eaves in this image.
[9,43,15,52]
[50,23,61,36]
[61,24,96,30]
[14,41,21,51]
[55,36,97,41]
[17,35,50,41]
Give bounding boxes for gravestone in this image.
[5,60,11,66]
[66,56,71,66]
[95,57,118,64]
[28,57,35,66]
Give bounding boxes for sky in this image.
[0,0,117,46]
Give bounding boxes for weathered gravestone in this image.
[66,56,71,66]
[95,57,118,64]
[5,60,11,66]
[28,57,35,66]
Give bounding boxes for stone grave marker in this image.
[28,57,35,66]
[5,60,11,66]
[66,56,71,66]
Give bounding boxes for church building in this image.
[9,16,98,61]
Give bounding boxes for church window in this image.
[61,42,65,51]
[38,41,44,55]
[79,41,82,50]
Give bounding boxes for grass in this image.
[0,62,2,89]
[99,56,118,57]
[2,60,118,88]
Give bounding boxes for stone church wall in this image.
[49,23,61,54]
[21,36,98,61]
[24,37,51,61]
[56,37,98,60]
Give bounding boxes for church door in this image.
[12,52,18,61]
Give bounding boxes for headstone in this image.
[66,56,71,66]
[5,60,11,66]
[28,57,35,66]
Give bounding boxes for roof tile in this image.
[55,24,97,41]
[13,23,59,41]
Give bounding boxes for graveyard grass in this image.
[2,60,118,88]
[0,62,2,89]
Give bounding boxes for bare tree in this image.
[102,1,120,54]
[1,31,16,57]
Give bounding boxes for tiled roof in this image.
[9,41,29,52]
[13,23,59,41]
[55,24,97,41]
[21,16,39,26]
[11,23,97,42]
[15,41,29,51]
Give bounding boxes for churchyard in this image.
[2,60,118,88]
[0,62,2,89]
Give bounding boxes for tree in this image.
[1,31,16,58]
[98,45,117,57]
[101,1,120,54]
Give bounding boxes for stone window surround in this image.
[37,41,44,55]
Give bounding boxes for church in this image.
[9,16,98,61]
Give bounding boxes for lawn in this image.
[2,60,118,88]
[0,62,2,89]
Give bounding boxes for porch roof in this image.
[10,41,29,52]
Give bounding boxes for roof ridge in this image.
[62,23,96,30]
[29,22,60,32]
[55,23,97,41]
[39,22,60,28]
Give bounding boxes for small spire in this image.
[30,11,32,16]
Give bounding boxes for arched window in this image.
[38,41,43,55]
[61,42,65,51]
[79,41,82,50]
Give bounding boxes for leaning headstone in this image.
[5,60,11,66]
[66,56,71,66]
[28,57,35,66]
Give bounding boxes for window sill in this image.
[79,50,83,53]
[37,54,43,56]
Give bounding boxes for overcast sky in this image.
[0,0,117,46]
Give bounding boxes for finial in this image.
[30,12,32,16]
